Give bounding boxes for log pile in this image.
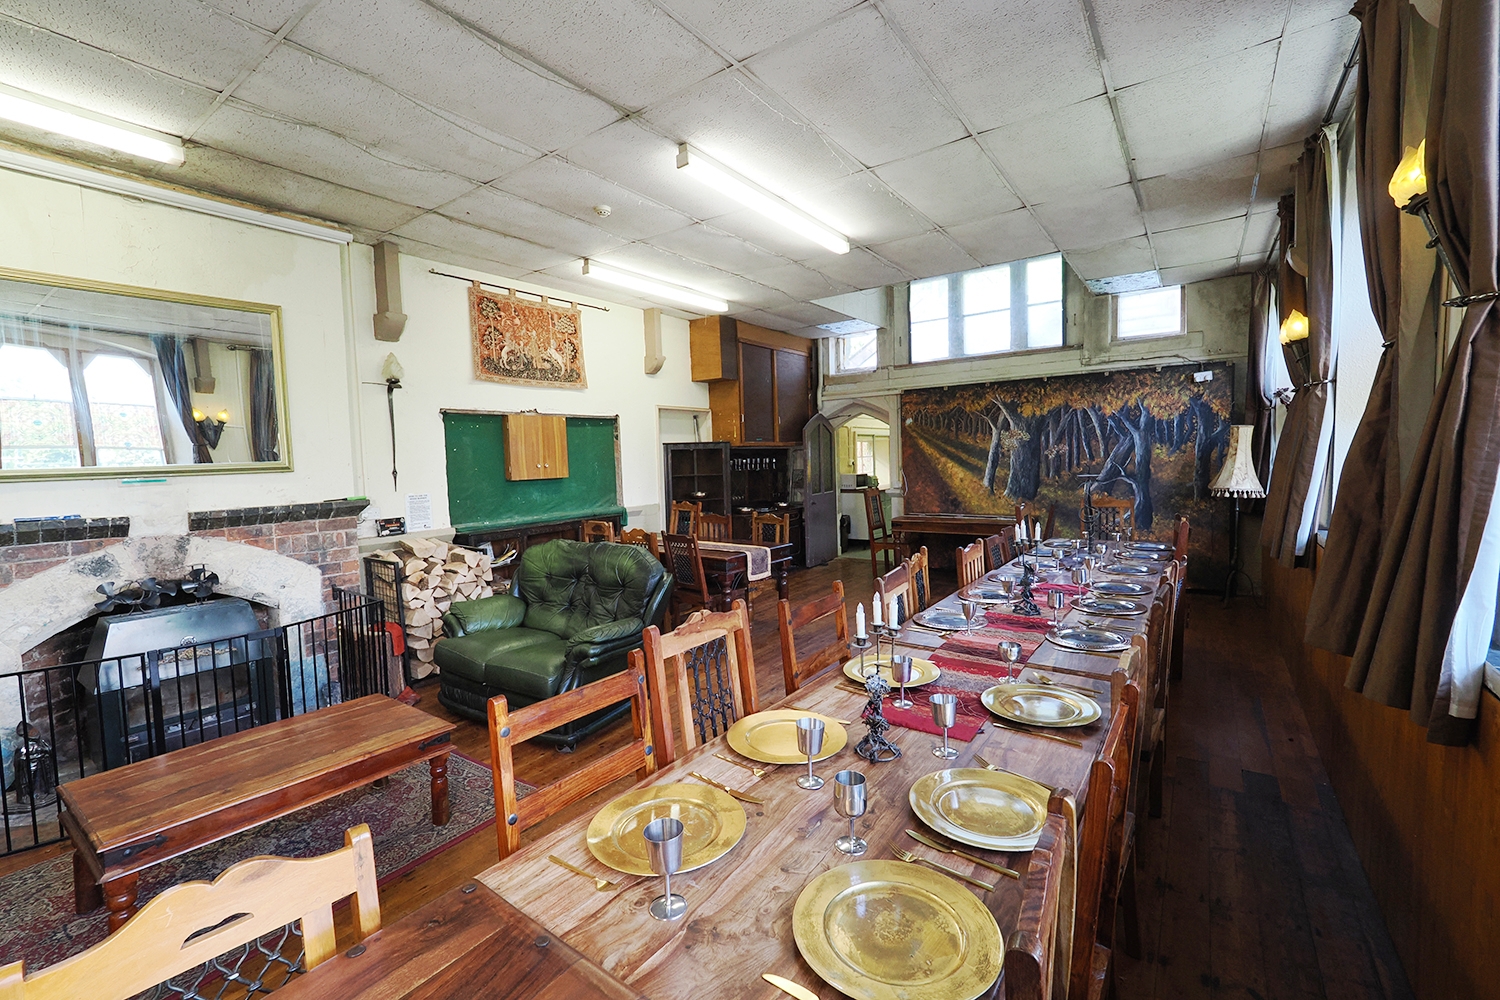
[372,538,498,678]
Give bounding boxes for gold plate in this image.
[586,783,746,876]
[793,860,1002,1000]
[909,767,1050,852]
[844,655,941,687]
[981,683,1103,729]
[726,709,849,764]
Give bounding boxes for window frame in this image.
[905,254,1067,366]
[1112,285,1185,342]
[832,328,879,374]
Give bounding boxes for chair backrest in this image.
[619,526,660,559]
[1087,495,1135,538]
[638,601,758,764]
[777,580,848,695]
[750,511,789,545]
[908,546,932,612]
[1172,515,1190,562]
[983,533,1013,572]
[1006,790,1077,1000]
[581,519,616,543]
[488,670,656,859]
[697,512,731,541]
[956,538,986,588]
[668,500,701,537]
[862,487,890,540]
[0,826,380,1000]
[661,532,711,605]
[875,560,912,626]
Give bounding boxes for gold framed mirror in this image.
[0,266,291,480]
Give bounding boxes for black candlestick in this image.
[1011,560,1042,618]
[855,673,902,763]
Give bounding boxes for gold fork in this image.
[547,854,619,891]
[975,754,1057,793]
[892,848,995,891]
[714,752,769,778]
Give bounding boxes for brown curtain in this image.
[1348,0,1500,744]
[1262,141,1336,566]
[1246,271,1275,484]
[1304,0,1407,654]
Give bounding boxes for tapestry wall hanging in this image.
[468,283,586,388]
[901,362,1236,587]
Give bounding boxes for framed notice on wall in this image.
[468,283,586,388]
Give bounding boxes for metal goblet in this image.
[889,655,916,710]
[796,716,826,790]
[643,817,687,921]
[833,770,868,855]
[959,596,979,634]
[997,576,1016,597]
[1071,566,1091,591]
[929,693,959,759]
[1048,589,1067,626]
[997,640,1022,681]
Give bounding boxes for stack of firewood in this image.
[371,538,503,677]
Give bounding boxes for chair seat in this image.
[435,627,569,701]
[1087,941,1113,1000]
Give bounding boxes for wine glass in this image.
[643,817,686,921]
[889,655,916,709]
[959,596,979,634]
[1048,590,1067,627]
[833,770,868,855]
[930,693,958,759]
[997,640,1022,681]
[796,717,825,790]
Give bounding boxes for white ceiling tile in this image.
[799,248,912,289]
[730,284,802,310]
[437,0,726,111]
[978,96,1130,205]
[394,212,574,271]
[745,261,855,300]
[1160,257,1239,286]
[531,261,660,308]
[745,6,966,166]
[1092,0,1289,88]
[879,0,1103,131]
[288,0,619,152]
[731,308,806,332]
[1063,236,1155,280]
[1286,0,1358,34]
[234,46,537,183]
[399,236,534,281]
[202,0,312,32]
[872,138,1021,228]
[438,186,627,257]
[649,223,792,274]
[1116,41,1279,177]
[1241,209,1279,260]
[801,171,932,245]
[559,120,728,220]
[494,156,692,240]
[1031,183,1144,251]
[1139,151,1256,232]
[1152,215,1248,268]
[664,0,861,62]
[590,242,773,303]
[944,208,1057,266]
[1263,17,1361,149]
[869,231,980,279]
[1254,140,1304,212]
[771,302,847,326]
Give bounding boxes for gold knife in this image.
[689,771,764,805]
[762,973,820,1000]
[905,829,1020,879]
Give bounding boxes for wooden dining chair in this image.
[661,531,717,627]
[907,545,933,612]
[0,825,380,1000]
[619,526,660,560]
[1005,789,1077,1000]
[956,538,986,589]
[1010,501,1056,540]
[634,601,757,764]
[875,560,912,626]
[862,486,905,576]
[983,533,1013,572]
[750,511,789,545]
[581,519,616,543]
[668,500,701,537]
[1087,495,1135,539]
[487,670,656,859]
[777,580,848,695]
[1138,582,1173,819]
[696,512,732,541]
[1169,519,1189,681]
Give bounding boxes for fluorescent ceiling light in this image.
[582,259,729,313]
[676,143,849,255]
[0,82,184,165]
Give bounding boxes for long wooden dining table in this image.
[474,546,1169,999]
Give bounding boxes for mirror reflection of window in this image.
[83,355,167,467]
[0,344,80,468]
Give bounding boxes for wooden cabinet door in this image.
[775,349,810,443]
[739,343,776,443]
[504,414,569,480]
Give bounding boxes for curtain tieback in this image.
[1442,289,1500,309]
[1301,377,1334,390]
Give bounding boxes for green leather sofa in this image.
[434,539,673,745]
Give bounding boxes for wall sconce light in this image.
[380,353,404,490]
[1388,140,1488,307]
[1278,308,1309,345]
[191,407,229,448]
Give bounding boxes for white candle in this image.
[871,598,882,628]
[1018,519,1028,541]
[855,604,867,639]
[887,596,899,627]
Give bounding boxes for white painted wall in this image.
[345,249,709,535]
[0,165,357,533]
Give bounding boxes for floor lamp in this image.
[1209,425,1266,601]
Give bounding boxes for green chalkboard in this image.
[443,412,623,532]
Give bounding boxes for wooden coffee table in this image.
[60,694,455,932]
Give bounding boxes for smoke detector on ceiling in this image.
[593,204,612,217]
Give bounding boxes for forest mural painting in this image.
[901,362,1235,586]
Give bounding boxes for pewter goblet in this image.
[997,640,1022,680]
[959,596,979,634]
[997,576,1016,598]
[929,693,959,759]
[1071,566,1091,591]
[833,770,868,855]
[643,816,686,921]
[889,655,916,709]
[796,716,826,790]
[1048,589,1067,626]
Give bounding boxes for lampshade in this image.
[380,353,404,383]
[1209,425,1266,499]
[1388,140,1427,207]
[1279,308,1309,345]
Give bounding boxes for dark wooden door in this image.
[775,349,810,443]
[802,414,837,566]
[739,343,775,443]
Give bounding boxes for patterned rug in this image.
[0,752,511,972]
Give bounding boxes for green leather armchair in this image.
[435,539,673,745]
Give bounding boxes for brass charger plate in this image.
[586,783,746,876]
[793,859,1002,1000]
[909,767,1051,852]
[844,655,941,687]
[726,709,848,764]
[982,682,1103,728]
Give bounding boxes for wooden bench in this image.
[59,694,455,932]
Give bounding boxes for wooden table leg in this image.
[104,873,139,932]
[430,753,451,826]
[73,847,102,915]
[775,562,790,602]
